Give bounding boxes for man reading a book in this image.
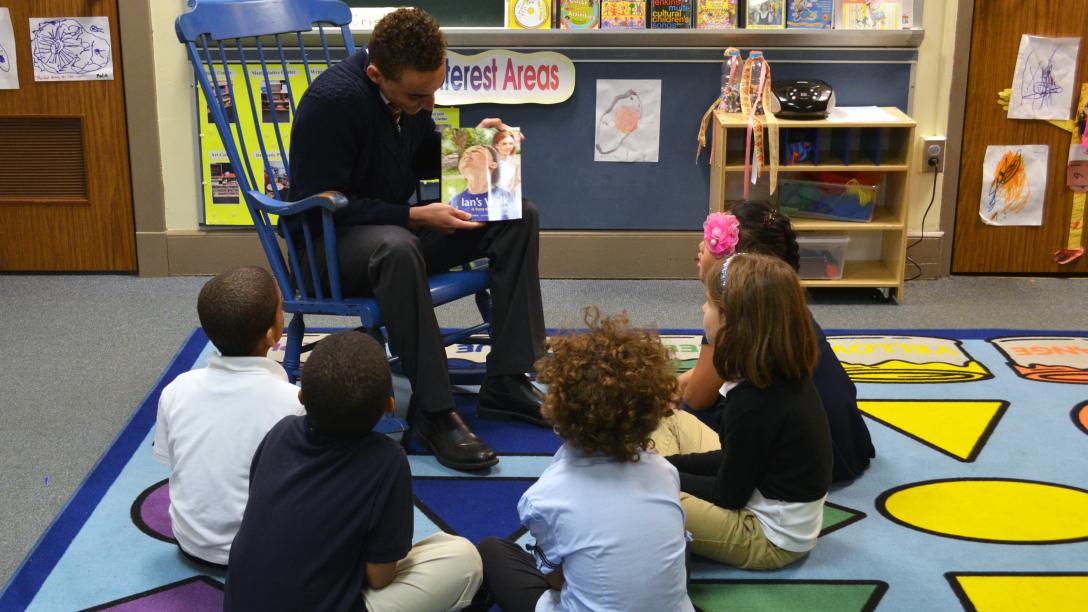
[451,144,517,222]
[287,8,546,472]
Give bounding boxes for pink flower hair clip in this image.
[703,213,740,259]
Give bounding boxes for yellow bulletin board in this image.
[197,63,460,226]
[197,63,327,226]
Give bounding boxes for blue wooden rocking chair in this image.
[175,1,492,423]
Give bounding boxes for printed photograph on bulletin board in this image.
[197,63,327,226]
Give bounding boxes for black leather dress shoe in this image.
[416,410,498,471]
[477,374,547,427]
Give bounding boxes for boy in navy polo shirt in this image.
[225,331,482,611]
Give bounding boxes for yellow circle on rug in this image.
[882,479,1088,543]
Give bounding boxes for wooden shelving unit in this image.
[708,108,916,300]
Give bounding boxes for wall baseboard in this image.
[904,236,942,280]
[138,230,703,279]
[140,229,946,280]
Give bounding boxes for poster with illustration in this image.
[595,79,661,163]
[29,16,113,81]
[0,8,19,89]
[979,144,1048,226]
[840,0,899,30]
[1008,35,1079,121]
[441,127,523,222]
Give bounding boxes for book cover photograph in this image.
[442,127,522,222]
[601,0,648,28]
[506,0,552,29]
[695,0,738,29]
[746,0,786,29]
[650,0,693,29]
[841,0,900,30]
[787,0,832,29]
[559,0,601,29]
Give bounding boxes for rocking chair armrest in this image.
[249,190,350,218]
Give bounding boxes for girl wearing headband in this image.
[679,201,874,482]
[652,253,832,569]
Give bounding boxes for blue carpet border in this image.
[0,329,209,611]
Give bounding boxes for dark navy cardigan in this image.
[287,49,441,233]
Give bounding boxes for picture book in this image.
[601,0,648,28]
[746,0,786,29]
[559,0,601,29]
[840,0,900,30]
[695,0,738,29]
[649,0,693,29]
[786,0,832,29]
[441,127,523,222]
[506,0,552,29]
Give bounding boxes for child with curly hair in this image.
[475,307,694,612]
[654,253,833,570]
[679,201,874,482]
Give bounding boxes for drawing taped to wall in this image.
[595,79,661,162]
[0,8,19,89]
[979,144,1048,226]
[29,16,113,81]
[1008,35,1079,120]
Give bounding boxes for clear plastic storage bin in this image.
[777,178,878,222]
[796,235,849,280]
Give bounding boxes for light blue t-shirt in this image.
[518,444,694,612]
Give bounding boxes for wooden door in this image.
[952,0,1088,275]
[0,0,135,271]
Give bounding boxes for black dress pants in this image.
[319,201,545,415]
[476,537,550,612]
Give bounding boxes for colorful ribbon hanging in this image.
[696,48,742,164]
[740,51,771,199]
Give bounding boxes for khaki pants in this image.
[363,532,483,612]
[650,411,805,570]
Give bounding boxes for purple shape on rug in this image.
[96,577,223,611]
[139,481,173,540]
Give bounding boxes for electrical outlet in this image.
[922,136,946,173]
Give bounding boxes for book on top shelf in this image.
[442,127,523,222]
[559,0,602,29]
[746,0,786,29]
[650,0,693,29]
[601,0,648,28]
[695,0,738,29]
[786,0,832,29]
[506,0,552,29]
[840,0,901,30]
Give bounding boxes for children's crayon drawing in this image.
[29,16,113,81]
[1008,35,1080,121]
[0,8,19,89]
[595,79,661,163]
[979,144,1048,226]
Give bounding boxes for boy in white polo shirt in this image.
[153,266,303,568]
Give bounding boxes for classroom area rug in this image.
[2,329,1087,611]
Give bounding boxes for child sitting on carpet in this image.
[653,253,833,570]
[679,201,875,482]
[474,308,694,612]
[225,331,482,612]
[152,266,303,568]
